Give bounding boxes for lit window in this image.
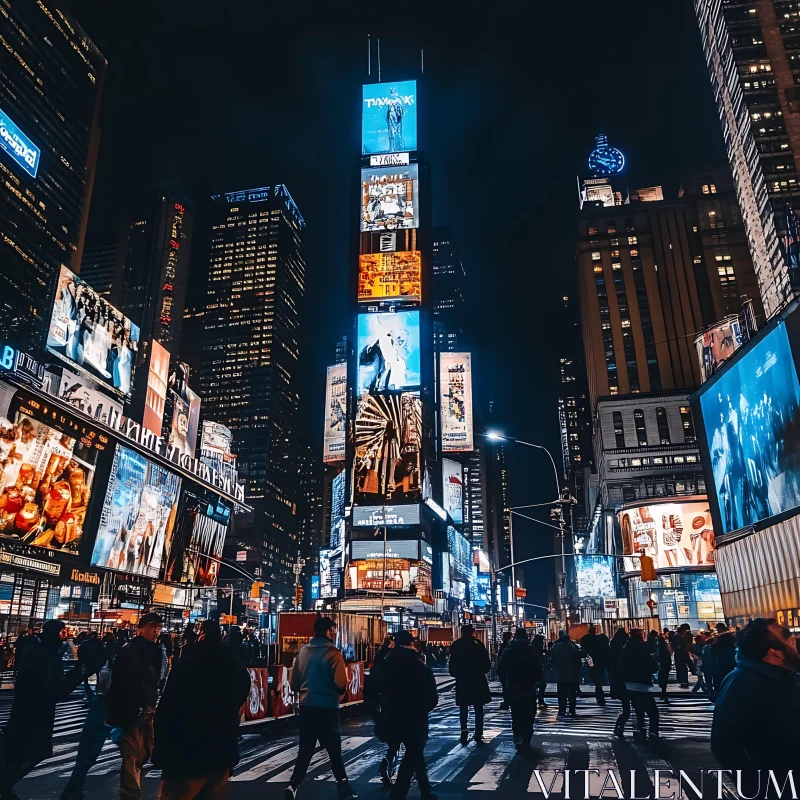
[591,252,601,261]
[628,236,638,245]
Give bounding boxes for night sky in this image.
[64,0,727,608]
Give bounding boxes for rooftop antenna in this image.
[377,38,381,82]
[421,48,424,74]
[368,35,371,76]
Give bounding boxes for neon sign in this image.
[0,108,40,179]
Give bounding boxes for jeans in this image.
[588,665,606,702]
[458,704,484,736]
[510,697,536,744]
[120,709,155,800]
[290,706,347,788]
[61,695,109,799]
[158,768,230,800]
[389,738,432,799]
[556,682,577,714]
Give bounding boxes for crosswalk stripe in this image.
[267,737,372,783]
[528,742,568,794]
[468,740,516,790]
[231,745,301,782]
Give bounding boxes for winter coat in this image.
[373,645,392,668]
[549,639,582,683]
[448,635,491,707]
[618,639,658,686]
[153,642,251,778]
[289,635,347,708]
[711,632,736,691]
[653,638,672,675]
[106,635,163,728]
[497,639,543,701]
[77,636,104,675]
[579,632,610,668]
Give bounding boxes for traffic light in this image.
[250,580,265,599]
[640,554,657,582]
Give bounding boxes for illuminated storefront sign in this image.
[352,505,421,527]
[350,539,421,561]
[0,108,40,178]
[0,551,59,576]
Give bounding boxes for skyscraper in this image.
[432,227,466,354]
[297,444,324,605]
[0,0,105,354]
[80,244,117,298]
[202,185,306,595]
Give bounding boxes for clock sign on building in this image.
[588,133,625,177]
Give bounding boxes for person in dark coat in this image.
[579,625,610,705]
[712,618,800,797]
[531,634,548,708]
[497,629,543,750]
[373,630,438,800]
[708,623,736,699]
[669,623,692,687]
[77,632,104,701]
[364,639,399,788]
[647,630,672,702]
[0,620,87,797]
[448,625,491,744]
[615,628,659,742]
[608,628,629,700]
[153,620,251,799]
[373,635,394,669]
[179,622,197,660]
[549,631,581,717]
[497,631,512,710]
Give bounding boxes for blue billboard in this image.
[362,81,417,155]
[357,310,420,394]
[0,108,40,178]
[575,556,616,600]
[699,321,800,533]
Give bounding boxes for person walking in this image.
[497,629,542,750]
[373,635,394,669]
[712,618,800,796]
[532,634,548,708]
[497,631,512,710]
[285,617,356,800]
[670,623,693,688]
[579,625,610,705]
[106,613,164,800]
[616,628,659,742]
[448,625,491,745]
[708,623,736,699]
[549,631,581,717]
[77,632,104,702]
[153,620,251,799]
[647,630,672,702]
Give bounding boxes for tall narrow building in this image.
[80,244,117,298]
[201,185,306,596]
[432,227,466,355]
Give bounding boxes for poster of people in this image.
[47,265,140,397]
[360,165,418,232]
[46,367,123,428]
[176,504,229,586]
[440,352,474,452]
[362,80,417,155]
[442,458,463,525]
[346,558,411,592]
[618,501,716,571]
[90,444,181,578]
[357,311,420,394]
[357,251,422,303]
[143,341,170,436]
[695,316,743,383]
[575,555,616,601]
[323,365,346,463]
[699,321,800,533]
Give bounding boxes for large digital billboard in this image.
[448,525,472,579]
[320,547,343,599]
[618,500,716,571]
[330,469,345,551]
[323,365,346,463]
[362,81,417,155]
[361,165,418,232]
[352,505,420,527]
[442,458,463,525]
[0,107,40,178]
[46,367,123,429]
[575,556,616,600]
[440,352,474,452]
[695,316,743,384]
[350,540,421,561]
[358,251,422,303]
[166,498,230,586]
[47,266,140,398]
[143,341,170,436]
[354,392,421,505]
[698,321,800,533]
[357,311,420,394]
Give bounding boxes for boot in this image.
[613,718,625,740]
[337,779,358,799]
[379,757,392,788]
[460,729,469,746]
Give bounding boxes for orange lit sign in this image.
[358,251,421,303]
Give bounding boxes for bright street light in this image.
[486,430,505,441]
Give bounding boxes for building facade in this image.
[432,227,466,355]
[80,244,117,298]
[297,444,323,606]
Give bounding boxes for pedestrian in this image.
[106,613,164,800]
[363,643,399,788]
[497,628,542,751]
[153,620,251,799]
[11,628,33,675]
[711,618,800,796]
[608,628,629,700]
[708,622,736,699]
[412,639,427,664]
[448,624,491,745]
[373,630,438,800]
[78,632,104,702]
[223,625,245,662]
[669,624,692,688]
[179,622,197,660]
[579,625,610,705]
[532,634,548,708]
[497,631,512,710]
[615,628,659,742]
[647,630,671,702]
[285,617,356,799]
[373,635,394,669]
[549,631,581,718]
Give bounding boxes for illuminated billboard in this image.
[440,352,474,452]
[442,458,463,525]
[0,107,40,178]
[351,540,421,561]
[143,341,170,436]
[448,525,472,578]
[166,498,230,586]
[362,80,417,155]
[361,165,418,232]
[357,310,420,394]
[352,505,420,527]
[323,365,346,463]
[48,367,123,429]
[695,316,743,384]
[358,251,421,303]
[330,469,345,551]
[575,556,616,599]
[47,266,140,398]
[618,500,716,571]
[346,558,411,591]
[320,547,343,599]
[354,392,421,506]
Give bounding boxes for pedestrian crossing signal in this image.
[640,554,657,582]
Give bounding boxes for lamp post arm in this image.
[495,552,616,573]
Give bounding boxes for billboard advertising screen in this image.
[350,539,421,561]
[346,558,412,592]
[357,311,420,394]
[358,251,421,303]
[618,500,716,571]
[352,505,420,527]
[442,458,463,525]
[0,107,40,178]
[47,266,140,398]
[575,555,616,600]
[46,367,123,429]
[698,321,800,533]
[695,316,743,384]
[323,365,346,463]
[166,500,230,587]
[448,525,472,578]
[440,353,474,452]
[143,341,170,436]
[354,392,421,505]
[330,469,345,551]
[362,80,417,155]
[361,165,418,232]
[90,444,181,578]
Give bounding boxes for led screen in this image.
[473,569,490,607]
[143,341,169,436]
[350,539,421,561]
[48,367,123,429]
[47,266,140,398]
[330,469,345,551]
[698,321,800,533]
[0,107,40,178]
[442,458,463,525]
[361,165,418,232]
[323,365,346,463]
[357,311,420,394]
[440,353,474,452]
[575,555,616,599]
[352,505,420,527]
[447,525,472,579]
[320,547,343,599]
[695,317,743,384]
[358,251,421,303]
[362,80,417,155]
[90,444,181,578]
[346,558,411,592]
[167,500,230,587]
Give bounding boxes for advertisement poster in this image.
[200,421,233,456]
[362,80,417,155]
[699,321,800,533]
[440,352,473,452]
[619,501,716,571]
[346,558,412,591]
[575,555,616,600]
[358,251,422,303]
[143,341,170,436]
[243,668,269,721]
[357,311,420,394]
[354,392,421,505]
[695,317,743,383]
[352,505,420,527]
[269,665,294,718]
[346,662,365,703]
[173,503,229,586]
[0,106,40,178]
[323,365,346,463]
[169,395,191,456]
[361,165,418,232]
[447,525,472,578]
[51,368,123,428]
[350,540,420,561]
[90,444,181,578]
[442,458,463,525]
[47,266,140,397]
[184,385,201,456]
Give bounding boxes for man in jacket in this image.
[497,631,512,710]
[669,623,692,688]
[374,630,438,799]
[579,625,610,705]
[153,620,251,799]
[106,613,164,800]
[372,635,394,669]
[712,618,800,796]
[616,629,659,741]
[286,617,356,800]
[448,625,491,744]
[497,629,543,750]
[549,631,581,717]
[708,622,736,698]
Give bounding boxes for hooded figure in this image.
[497,629,543,749]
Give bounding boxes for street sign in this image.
[236,551,247,562]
